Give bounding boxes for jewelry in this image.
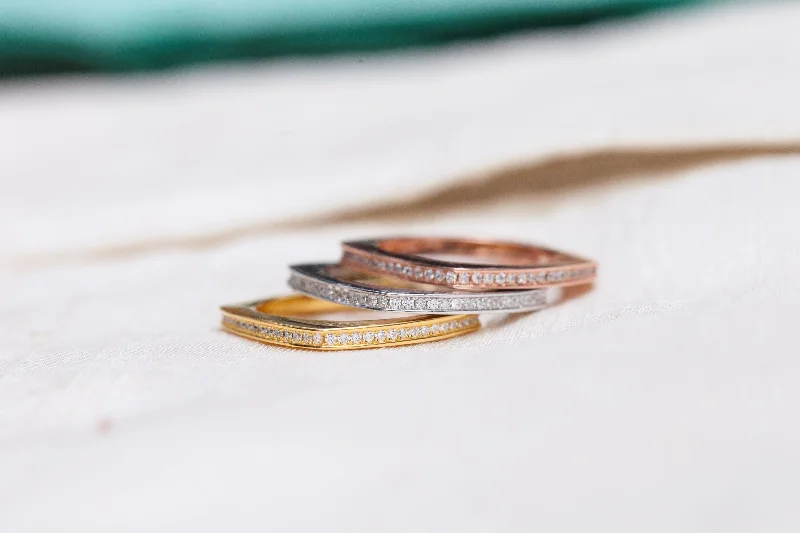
[341,237,597,290]
[221,294,480,351]
[288,263,556,314]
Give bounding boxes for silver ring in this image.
[288,264,559,314]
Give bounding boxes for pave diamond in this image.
[484,273,494,284]
[414,267,424,280]
[400,329,409,339]
[338,333,349,344]
[364,331,375,343]
[292,332,302,342]
[388,329,398,341]
[351,332,363,344]
[377,330,387,342]
[435,270,445,282]
[495,273,506,285]
[313,333,323,345]
[446,272,457,284]
[458,272,470,284]
[425,269,435,281]
[471,272,482,284]
[420,325,429,336]
[325,333,336,345]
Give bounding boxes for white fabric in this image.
[2,2,800,532]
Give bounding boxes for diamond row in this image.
[342,251,596,287]
[290,274,546,312]
[222,315,478,348]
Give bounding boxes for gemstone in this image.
[388,329,398,341]
[403,266,413,277]
[313,333,323,345]
[458,272,470,284]
[450,298,462,309]
[303,332,312,343]
[351,332,363,344]
[411,327,421,337]
[377,330,387,342]
[425,269,435,281]
[364,331,375,343]
[446,272,457,284]
[338,333,349,344]
[430,324,440,334]
[414,267,424,279]
[420,325,429,336]
[484,273,495,284]
[427,300,439,310]
[496,273,506,284]
[471,272,482,284]
[435,270,445,282]
[325,333,336,345]
[400,329,409,339]
[400,298,413,310]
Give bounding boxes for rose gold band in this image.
[341,237,597,290]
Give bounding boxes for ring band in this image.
[288,263,556,314]
[341,237,597,290]
[221,294,480,351]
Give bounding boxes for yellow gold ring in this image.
[221,294,480,351]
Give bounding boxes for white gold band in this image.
[288,264,558,314]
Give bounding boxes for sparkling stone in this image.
[377,330,388,342]
[445,271,457,284]
[403,266,413,277]
[507,273,516,284]
[430,324,440,334]
[292,332,302,342]
[425,269,435,281]
[364,331,375,343]
[313,333,323,345]
[400,298,413,310]
[351,332,363,344]
[377,261,386,271]
[325,333,336,345]
[389,298,400,308]
[388,329,398,341]
[303,332,312,343]
[411,327,421,338]
[434,270,445,282]
[338,333,349,344]
[496,273,506,284]
[471,272,482,284]
[484,273,495,284]
[258,325,267,334]
[414,267,424,279]
[283,330,292,341]
[450,298,462,310]
[534,272,547,283]
[420,325,429,336]
[400,329,409,339]
[516,273,527,284]
[427,300,439,310]
[458,272,470,284]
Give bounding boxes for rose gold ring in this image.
[341,237,597,290]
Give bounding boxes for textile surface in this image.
[1,3,799,532]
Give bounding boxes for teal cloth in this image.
[0,0,705,76]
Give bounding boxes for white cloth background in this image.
[2,2,800,532]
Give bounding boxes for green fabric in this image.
[0,0,705,76]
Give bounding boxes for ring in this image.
[288,264,557,314]
[221,294,480,350]
[341,237,597,289]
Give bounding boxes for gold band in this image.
[221,294,480,351]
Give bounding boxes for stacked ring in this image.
[288,263,558,314]
[341,237,596,289]
[221,294,480,351]
[221,236,596,350]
